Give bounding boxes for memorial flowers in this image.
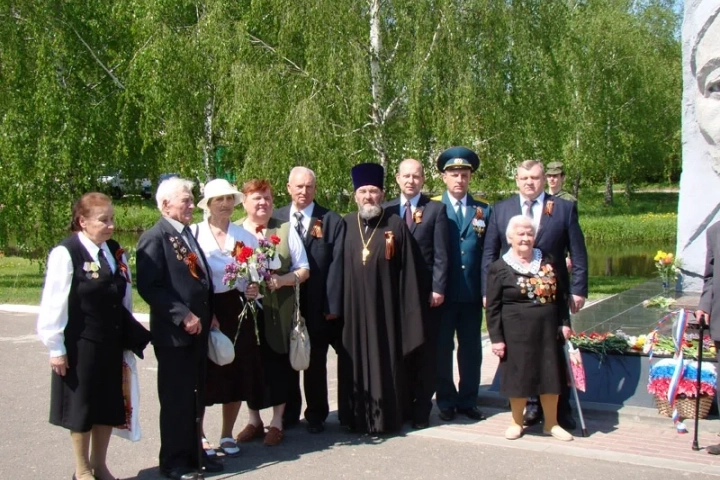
[223,235,282,344]
[653,250,681,290]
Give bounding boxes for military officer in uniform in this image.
[545,162,577,202]
[433,147,490,422]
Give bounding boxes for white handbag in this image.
[289,275,311,371]
[208,328,235,366]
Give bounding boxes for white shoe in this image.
[504,425,523,440]
[544,425,573,441]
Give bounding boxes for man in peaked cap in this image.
[432,147,490,422]
[546,162,577,202]
[340,162,424,434]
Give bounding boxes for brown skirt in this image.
[204,290,264,407]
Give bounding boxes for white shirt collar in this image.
[164,216,186,234]
[290,202,315,219]
[448,193,467,207]
[77,232,113,267]
[400,193,422,207]
[519,191,545,207]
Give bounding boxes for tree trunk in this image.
[572,173,581,198]
[624,177,632,201]
[368,0,389,169]
[202,95,215,181]
[604,174,613,206]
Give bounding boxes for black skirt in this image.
[251,307,293,410]
[50,337,124,432]
[205,290,264,407]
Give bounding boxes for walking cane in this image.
[692,320,707,452]
[191,335,205,479]
[564,340,589,437]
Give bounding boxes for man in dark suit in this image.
[275,166,346,434]
[695,220,720,455]
[384,158,449,428]
[481,159,588,430]
[136,177,222,480]
[432,147,490,422]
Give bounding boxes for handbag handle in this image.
[292,274,303,328]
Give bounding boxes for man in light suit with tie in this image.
[433,147,490,422]
[274,167,347,434]
[136,177,222,479]
[384,158,449,428]
[481,159,588,430]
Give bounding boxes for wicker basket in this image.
[654,394,714,419]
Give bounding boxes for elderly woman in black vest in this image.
[37,192,149,480]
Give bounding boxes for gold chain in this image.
[357,211,381,265]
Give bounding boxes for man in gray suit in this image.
[695,220,720,455]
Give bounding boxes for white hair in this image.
[155,177,195,211]
[505,215,536,243]
[288,166,316,182]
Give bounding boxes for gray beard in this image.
[358,204,382,220]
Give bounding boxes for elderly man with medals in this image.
[340,162,424,434]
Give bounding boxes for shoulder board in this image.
[431,195,442,201]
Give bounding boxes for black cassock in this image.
[340,209,424,433]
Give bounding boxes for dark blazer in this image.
[273,203,345,323]
[698,221,720,341]
[384,195,449,296]
[434,191,490,304]
[136,217,214,347]
[481,194,588,299]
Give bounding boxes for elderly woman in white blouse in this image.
[37,192,143,480]
[190,179,260,458]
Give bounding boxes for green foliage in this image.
[580,213,676,243]
[0,0,682,256]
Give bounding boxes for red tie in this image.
[404,201,413,227]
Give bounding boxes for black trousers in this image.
[284,318,346,425]
[155,344,206,471]
[404,307,440,422]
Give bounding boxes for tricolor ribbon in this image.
[667,309,689,433]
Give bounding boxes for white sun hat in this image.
[197,178,244,211]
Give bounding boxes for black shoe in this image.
[457,406,486,421]
[203,457,224,473]
[411,421,429,430]
[160,468,196,480]
[707,444,720,455]
[307,422,325,434]
[557,413,577,431]
[438,408,456,421]
[523,404,542,426]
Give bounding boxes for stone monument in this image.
[677,0,720,292]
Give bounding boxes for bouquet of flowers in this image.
[222,233,282,344]
[653,250,681,290]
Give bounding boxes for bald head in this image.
[287,166,317,209]
[395,158,425,198]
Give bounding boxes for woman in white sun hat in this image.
[190,178,262,458]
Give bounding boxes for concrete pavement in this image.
[2,307,719,479]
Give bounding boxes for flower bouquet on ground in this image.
[647,359,717,419]
[222,234,282,344]
[570,332,631,358]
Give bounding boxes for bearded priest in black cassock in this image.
[340,162,425,434]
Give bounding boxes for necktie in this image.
[403,201,413,227]
[524,200,536,219]
[97,248,112,273]
[294,211,306,238]
[455,200,464,224]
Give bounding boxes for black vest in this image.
[60,235,127,345]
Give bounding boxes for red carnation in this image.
[269,235,281,245]
[237,246,254,263]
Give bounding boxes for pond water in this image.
[113,231,672,279]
